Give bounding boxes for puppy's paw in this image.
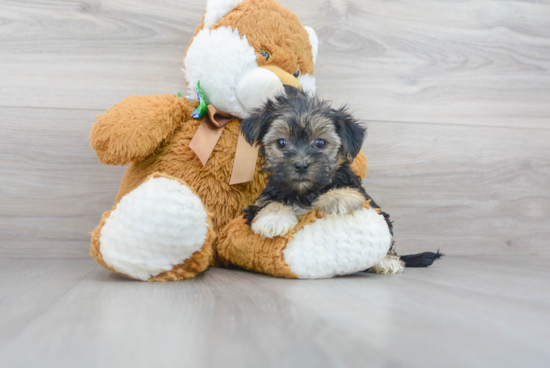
[370,254,405,274]
[313,188,365,215]
[251,203,298,238]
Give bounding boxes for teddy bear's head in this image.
[183,0,319,119]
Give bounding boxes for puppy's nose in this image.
[294,162,309,174]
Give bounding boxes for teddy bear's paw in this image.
[98,176,210,281]
[251,203,298,238]
[313,188,365,215]
[282,207,392,279]
[369,254,405,275]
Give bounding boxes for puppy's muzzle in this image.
[294,162,310,174]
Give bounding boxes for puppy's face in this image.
[261,113,341,194]
[241,86,366,196]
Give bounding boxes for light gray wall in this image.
[1,0,549,257]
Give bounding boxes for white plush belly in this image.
[283,207,392,279]
[99,177,209,281]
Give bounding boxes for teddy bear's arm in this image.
[350,151,368,180]
[90,94,195,165]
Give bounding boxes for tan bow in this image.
[189,105,258,185]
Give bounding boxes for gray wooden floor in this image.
[1,1,550,367]
[0,256,549,368]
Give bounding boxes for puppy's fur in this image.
[240,86,393,239]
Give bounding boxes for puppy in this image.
[240,86,393,239]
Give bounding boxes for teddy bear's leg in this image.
[218,203,392,279]
[282,206,392,279]
[90,173,216,281]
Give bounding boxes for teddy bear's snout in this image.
[236,65,301,115]
[259,65,301,90]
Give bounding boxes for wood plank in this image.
[0,0,549,129]
[0,258,98,345]
[1,1,549,257]
[362,120,550,256]
[0,0,198,110]
[0,107,125,257]
[1,107,549,257]
[0,256,548,368]
[289,0,550,129]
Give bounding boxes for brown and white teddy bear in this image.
[89,0,414,281]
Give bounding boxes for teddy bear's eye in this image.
[260,50,271,60]
[294,69,300,78]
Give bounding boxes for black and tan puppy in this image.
[240,86,392,240]
[240,87,442,273]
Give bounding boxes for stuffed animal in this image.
[90,0,438,281]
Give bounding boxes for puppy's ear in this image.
[331,107,366,161]
[240,100,277,147]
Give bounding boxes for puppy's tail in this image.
[399,250,443,267]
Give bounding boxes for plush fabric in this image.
[184,26,259,118]
[213,0,315,79]
[304,26,319,64]
[204,0,243,27]
[283,205,391,279]
[98,176,210,281]
[89,0,383,282]
[184,0,317,118]
[218,201,391,279]
[298,73,317,95]
[91,95,192,165]
[91,173,216,282]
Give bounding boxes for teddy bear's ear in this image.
[204,0,243,27]
[304,26,319,65]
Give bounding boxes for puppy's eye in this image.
[276,138,287,150]
[315,138,326,149]
[294,69,300,78]
[260,50,271,60]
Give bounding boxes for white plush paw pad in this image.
[283,208,392,279]
[251,205,298,239]
[99,177,209,281]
